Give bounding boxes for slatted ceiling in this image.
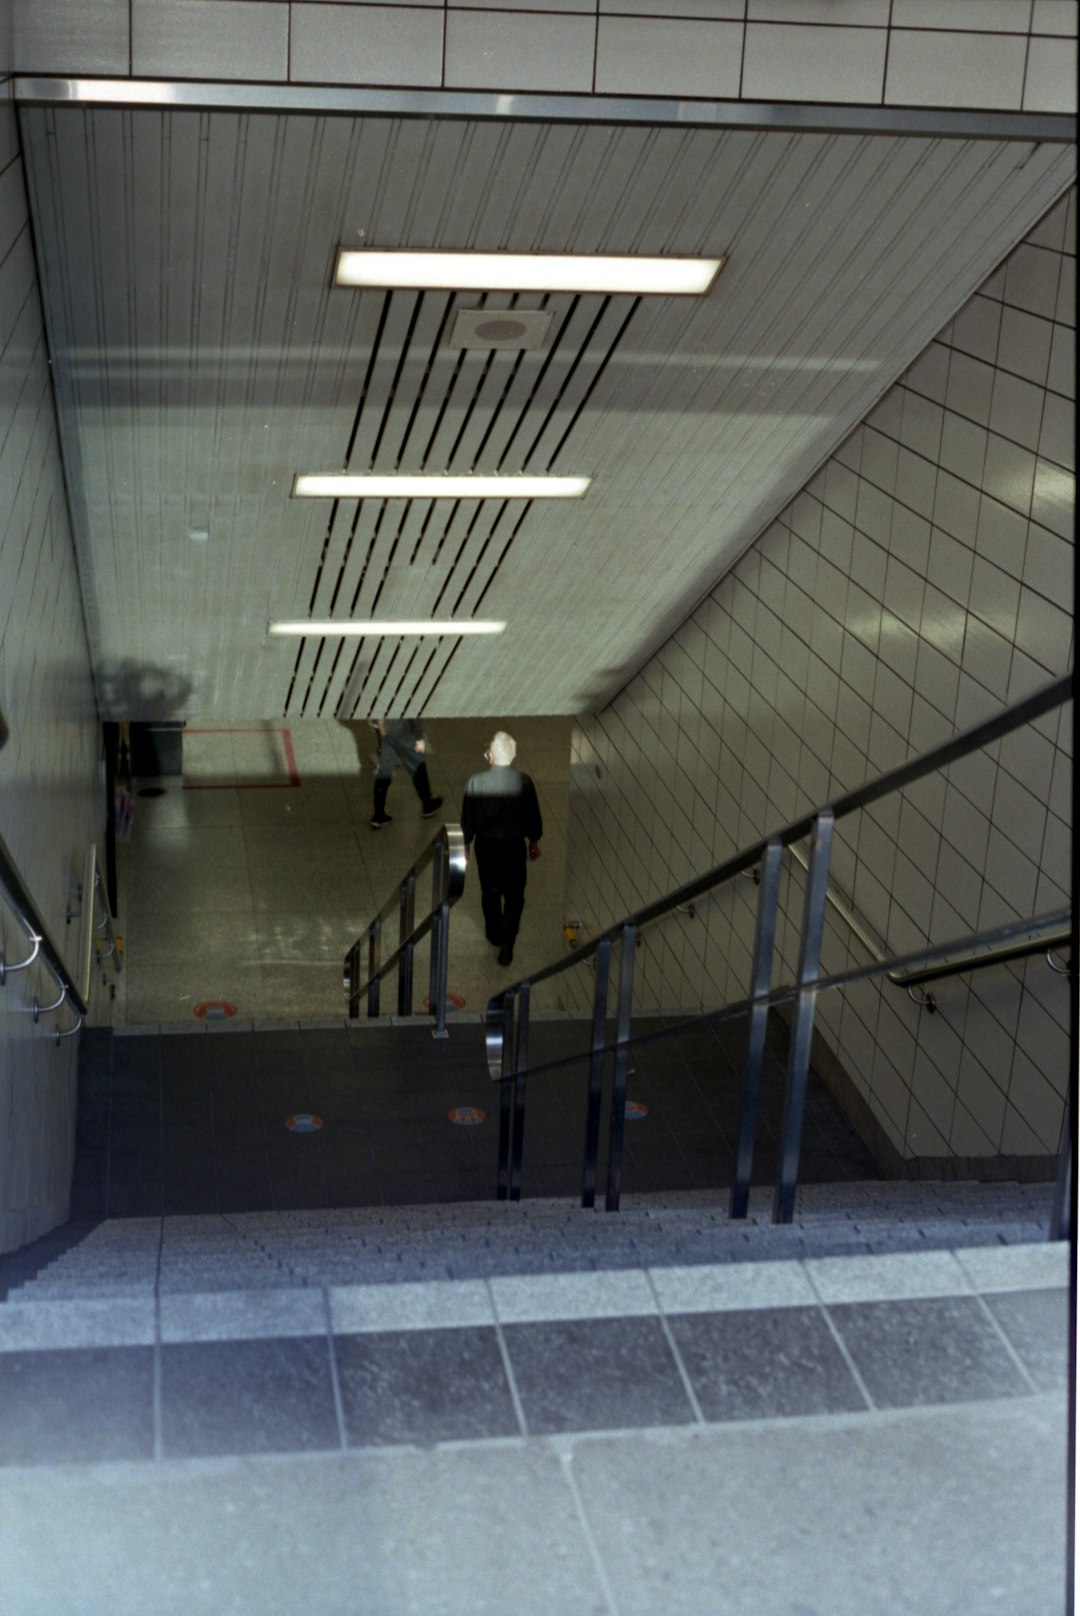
[19,107,1075,719]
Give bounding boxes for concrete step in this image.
[8,1179,1056,1302]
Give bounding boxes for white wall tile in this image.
[601,0,743,15]
[997,306,1055,387]
[14,0,129,74]
[742,22,886,103]
[1014,585,1073,672]
[988,370,1045,454]
[885,31,1027,110]
[1047,323,1075,397]
[950,294,1003,366]
[566,198,1075,1175]
[892,0,1032,28]
[1004,243,1063,321]
[1030,458,1074,539]
[945,351,995,426]
[595,16,742,97]
[749,0,889,18]
[132,1,288,80]
[460,0,594,10]
[1038,391,1075,470]
[1023,35,1079,112]
[1022,521,1074,602]
[981,434,1037,515]
[292,3,443,85]
[447,8,596,90]
[1031,0,1079,35]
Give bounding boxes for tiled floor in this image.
[109,716,574,1026]
[72,1014,881,1220]
[0,1247,1066,1466]
[0,1237,1068,1613]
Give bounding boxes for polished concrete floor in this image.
[110,716,574,1026]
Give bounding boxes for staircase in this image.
[0,1016,1070,1615]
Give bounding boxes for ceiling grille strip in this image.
[287,278,638,716]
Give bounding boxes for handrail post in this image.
[731,837,783,1219]
[1051,1097,1071,1241]
[366,918,381,1017]
[344,939,360,1020]
[508,981,531,1202]
[398,871,416,1015]
[605,923,637,1212]
[774,810,835,1225]
[495,991,516,1200]
[581,935,612,1209]
[429,838,450,1039]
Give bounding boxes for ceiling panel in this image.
[17,105,1075,720]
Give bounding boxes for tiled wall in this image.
[0,75,104,1253]
[12,0,1078,114]
[565,187,1075,1172]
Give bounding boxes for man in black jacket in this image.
[369,717,442,827]
[461,732,542,967]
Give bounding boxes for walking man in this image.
[369,718,443,828]
[461,732,542,967]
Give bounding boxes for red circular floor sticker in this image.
[193,1000,237,1020]
[448,1106,486,1126]
[285,1114,324,1132]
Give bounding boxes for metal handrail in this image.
[344,823,467,1038]
[787,842,889,965]
[0,829,88,1040]
[68,845,122,1002]
[484,670,1073,1229]
[888,918,1072,995]
[787,843,1070,1010]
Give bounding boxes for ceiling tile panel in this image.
[17,104,1075,719]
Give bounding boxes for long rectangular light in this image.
[335,250,723,296]
[269,620,506,638]
[292,473,590,499]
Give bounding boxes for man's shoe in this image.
[370,811,393,828]
[420,796,443,819]
[497,944,514,967]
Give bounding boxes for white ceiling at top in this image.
[17,103,1075,720]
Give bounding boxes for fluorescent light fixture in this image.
[269,620,506,638]
[292,473,590,499]
[335,250,723,296]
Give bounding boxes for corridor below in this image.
[109,716,573,1027]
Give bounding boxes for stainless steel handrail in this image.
[786,844,1070,1010]
[786,843,888,964]
[344,823,468,1038]
[0,829,89,1040]
[69,845,122,1003]
[483,670,1073,1228]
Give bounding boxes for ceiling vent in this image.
[448,308,553,351]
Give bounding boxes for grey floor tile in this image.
[828,1296,1032,1409]
[667,1305,867,1421]
[335,1325,520,1446]
[0,1346,154,1465]
[502,1314,695,1435]
[0,1440,607,1616]
[570,1394,1068,1616]
[983,1288,1071,1391]
[161,1336,340,1457]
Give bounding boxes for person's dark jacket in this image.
[461,765,542,845]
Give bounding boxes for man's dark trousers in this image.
[475,838,527,947]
